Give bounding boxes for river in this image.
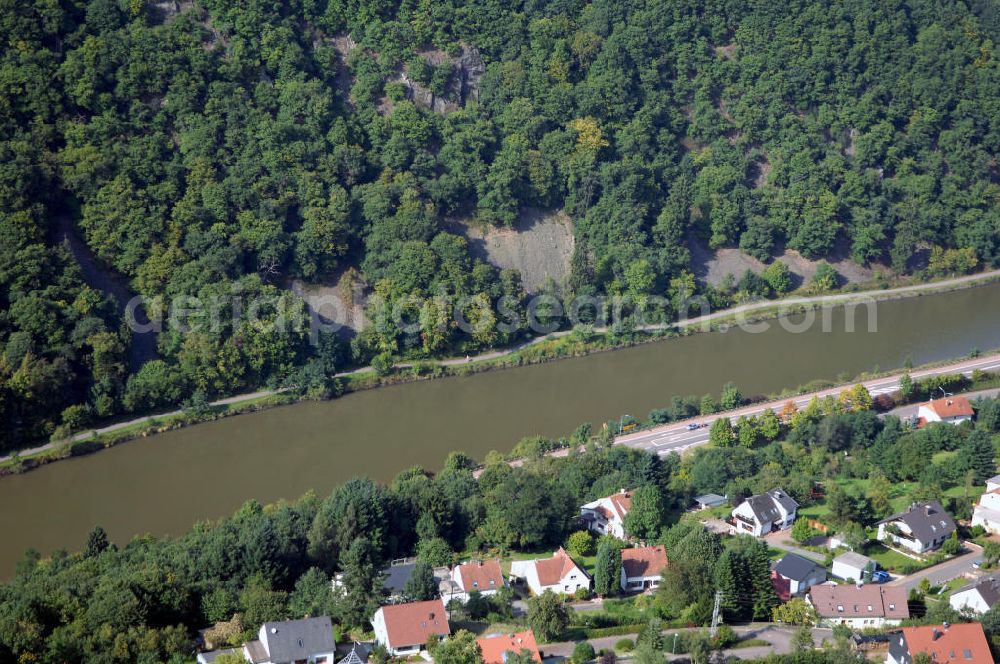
[3,283,1000,575]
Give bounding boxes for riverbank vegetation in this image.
[4,378,1000,662]
[5,0,1000,451]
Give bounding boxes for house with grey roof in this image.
[730,489,798,537]
[771,553,827,600]
[877,501,956,554]
[382,559,419,601]
[831,551,875,582]
[694,494,728,510]
[949,572,1000,615]
[243,616,336,664]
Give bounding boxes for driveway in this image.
[764,531,827,563]
[888,543,983,592]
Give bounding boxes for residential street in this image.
[614,354,1000,459]
[542,625,835,660]
[888,543,983,592]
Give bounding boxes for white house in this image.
[445,560,505,604]
[730,488,798,537]
[971,475,1000,534]
[510,548,591,596]
[877,501,956,554]
[917,396,974,426]
[831,551,876,583]
[770,553,827,601]
[620,545,668,592]
[807,584,909,628]
[240,617,336,664]
[580,490,633,539]
[372,599,450,656]
[949,573,1000,615]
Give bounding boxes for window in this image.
[963,650,973,660]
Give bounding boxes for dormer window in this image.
[889,604,896,610]
[837,605,844,612]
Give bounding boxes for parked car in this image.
[871,570,891,583]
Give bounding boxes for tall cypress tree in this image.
[594,542,622,597]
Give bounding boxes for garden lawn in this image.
[864,542,918,572]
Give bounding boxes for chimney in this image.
[943,622,949,630]
[271,627,278,634]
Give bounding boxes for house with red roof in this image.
[917,396,974,426]
[476,630,542,664]
[886,623,992,664]
[580,490,633,539]
[620,545,668,592]
[445,559,506,604]
[371,599,450,656]
[509,548,591,596]
[807,584,909,628]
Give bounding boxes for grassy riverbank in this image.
[3,268,999,476]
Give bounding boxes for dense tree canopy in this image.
[3,0,1000,449]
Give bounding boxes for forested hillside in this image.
[3,0,1000,449]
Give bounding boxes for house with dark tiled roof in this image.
[730,489,798,537]
[240,616,336,664]
[477,630,542,664]
[381,558,421,601]
[770,553,827,600]
[620,545,668,592]
[877,501,956,554]
[949,572,1000,615]
[372,599,450,656]
[886,623,992,664]
[509,548,591,596]
[580,490,633,539]
[807,584,908,628]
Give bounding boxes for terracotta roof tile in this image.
[534,548,588,587]
[621,546,668,579]
[900,623,992,664]
[926,397,974,418]
[477,630,541,664]
[377,599,450,649]
[455,560,505,593]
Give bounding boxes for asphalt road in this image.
[542,625,834,660]
[614,353,1000,457]
[887,543,984,593]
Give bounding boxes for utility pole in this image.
[710,590,723,637]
